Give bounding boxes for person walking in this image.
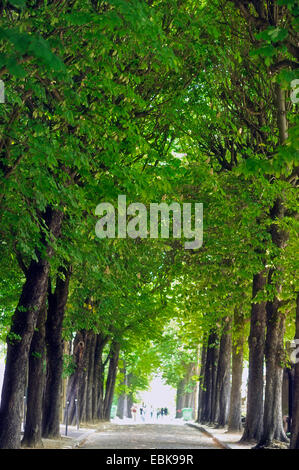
[131,405,137,422]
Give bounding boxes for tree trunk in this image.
[103,342,120,421]
[65,335,119,424]
[200,330,219,424]
[117,394,125,419]
[127,392,133,418]
[209,335,220,425]
[228,311,245,432]
[21,301,47,448]
[117,362,129,419]
[86,332,97,422]
[257,194,289,447]
[257,290,288,447]
[42,266,71,438]
[176,379,184,418]
[215,318,232,427]
[92,334,108,420]
[197,343,207,423]
[0,207,63,449]
[176,362,198,419]
[77,331,91,424]
[64,332,86,425]
[255,83,289,446]
[291,293,299,449]
[282,369,289,419]
[276,84,288,144]
[287,366,295,434]
[241,271,267,443]
[96,347,106,421]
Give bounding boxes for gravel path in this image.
[79,423,222,449]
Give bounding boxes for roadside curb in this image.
[71,430,97,448]
[186,423,230,449]
[58,425,96,449]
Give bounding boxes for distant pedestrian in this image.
[131,405,137,421]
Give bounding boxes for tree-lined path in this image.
[0,0,298,451]
[78,423,221,450]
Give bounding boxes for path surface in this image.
[79,423,222,449]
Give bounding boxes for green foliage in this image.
[62,354,77,379]
[0,0,298,403]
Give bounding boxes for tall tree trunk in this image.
[116,372,133,419]
[127,391,133,419]
[228,311,245,432]
[176,362,198,419]
[92,334,108,420]
[21,301,47,448]
[287,366,295,434]
[103,342,120,421]
[117,394,126,419]
[215,318,232,427]
[197,343,207,423]
[96,355,105,421]
[200,330,219,424]
[257,287,288,446]
[86,332,97,422]
[101,342,120,421]
[209,335,220,425]
[77,330,90,424]
[256,83,290,447]
[257,194,289,447]
[276,85,288,144]
[42,266,71,438]
[117,362,129,419]
[176,379,185,418]
[241,271,267,443]
[0,207,63,449]
[291,293,299,449]
[64,332,86,425]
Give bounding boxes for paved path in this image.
[79,423,222,449]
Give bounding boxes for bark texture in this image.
[65,332,119,425]
[199,330,219,424]
[241,271,267,443]
[197,344,207,423]
[257,287,288,446]
[0,207,63,449]
[228,311,245,432]
[215,318,232,427]
[257,195,289,447]
[42,266,71,438]
[21,301,47,448]
[176,362,198,420]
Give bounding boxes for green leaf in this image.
[8,0,26,8]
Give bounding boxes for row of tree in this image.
[0,0,298,450]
